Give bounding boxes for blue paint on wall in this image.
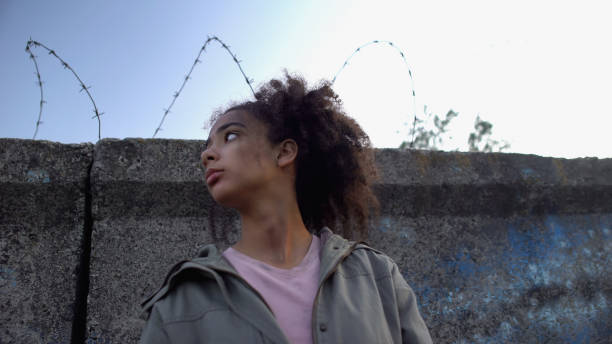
[26,169,50,183]
[378,216,415,242]
[520,168,537,179]
[0,265,17,293]
[410,214,612,343]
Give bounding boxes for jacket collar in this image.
[317,227,357,283]
[141,227,360,312]
[193,226,355,270]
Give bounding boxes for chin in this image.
[209,186,241,209]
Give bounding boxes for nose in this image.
[201,145,218,167]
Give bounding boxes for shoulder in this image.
[141,244,232,318]
[319,227,398,280]
[339,242,398,280]
[140,276,264,343]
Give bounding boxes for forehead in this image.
[210,110,247,131]
[208,110,266,138]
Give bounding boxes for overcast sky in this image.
[1,0,610,158]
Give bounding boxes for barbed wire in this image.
[153,35,256,138]
[25,43,45,140]
[331,40,419,148]
[24,37,416,144]
[25,39,102,140]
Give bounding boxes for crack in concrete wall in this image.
[71,159,93,344]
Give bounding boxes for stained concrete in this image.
[86,141,611,343]
[372,149,612,342]
[368,214,611,343]
[0,139,93,343]
[1,138,610,343]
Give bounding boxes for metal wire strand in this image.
[331,40,418,148]
[25,39,102,140]
[153,35,256,138]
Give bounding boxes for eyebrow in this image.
[205,121,247,147]
[216,121,246,133]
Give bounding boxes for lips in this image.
[205,168,223,186]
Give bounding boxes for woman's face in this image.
[201,110,279,208]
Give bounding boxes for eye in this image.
[225,132,238,142]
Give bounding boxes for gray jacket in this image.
[140,229,433,343]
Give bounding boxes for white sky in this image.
[1,0,610,158]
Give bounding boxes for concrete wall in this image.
[0,139,93,343]
[1,138,610,343]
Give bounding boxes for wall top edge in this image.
[0,139,93,184]
[2,138,610,187]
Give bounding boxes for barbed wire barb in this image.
[25,39,102,140]
[153,35,256,138]
[331,40,419,148]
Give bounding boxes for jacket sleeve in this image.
[139,306,171,344]
[390,262,433,344]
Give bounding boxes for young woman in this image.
[140,73,432,343]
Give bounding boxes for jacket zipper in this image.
[310,242,360,344]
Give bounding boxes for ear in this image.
[275,139,298,168]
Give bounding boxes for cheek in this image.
[252,151,265,168]
[236,144,268,168]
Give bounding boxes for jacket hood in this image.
[195,243,224,259]
[140,248,237,314]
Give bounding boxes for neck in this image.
[233,194,312,269]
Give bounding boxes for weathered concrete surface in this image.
[87,141,612,343]
[374,149,612,216]
[369,214,611,343]
[0,139,93,344]
[87,139,239,342]
[4,137,608,343]
[371,150,612,343]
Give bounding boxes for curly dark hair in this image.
[209,72,379,240]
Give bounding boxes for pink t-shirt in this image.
[223,236,321,344]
